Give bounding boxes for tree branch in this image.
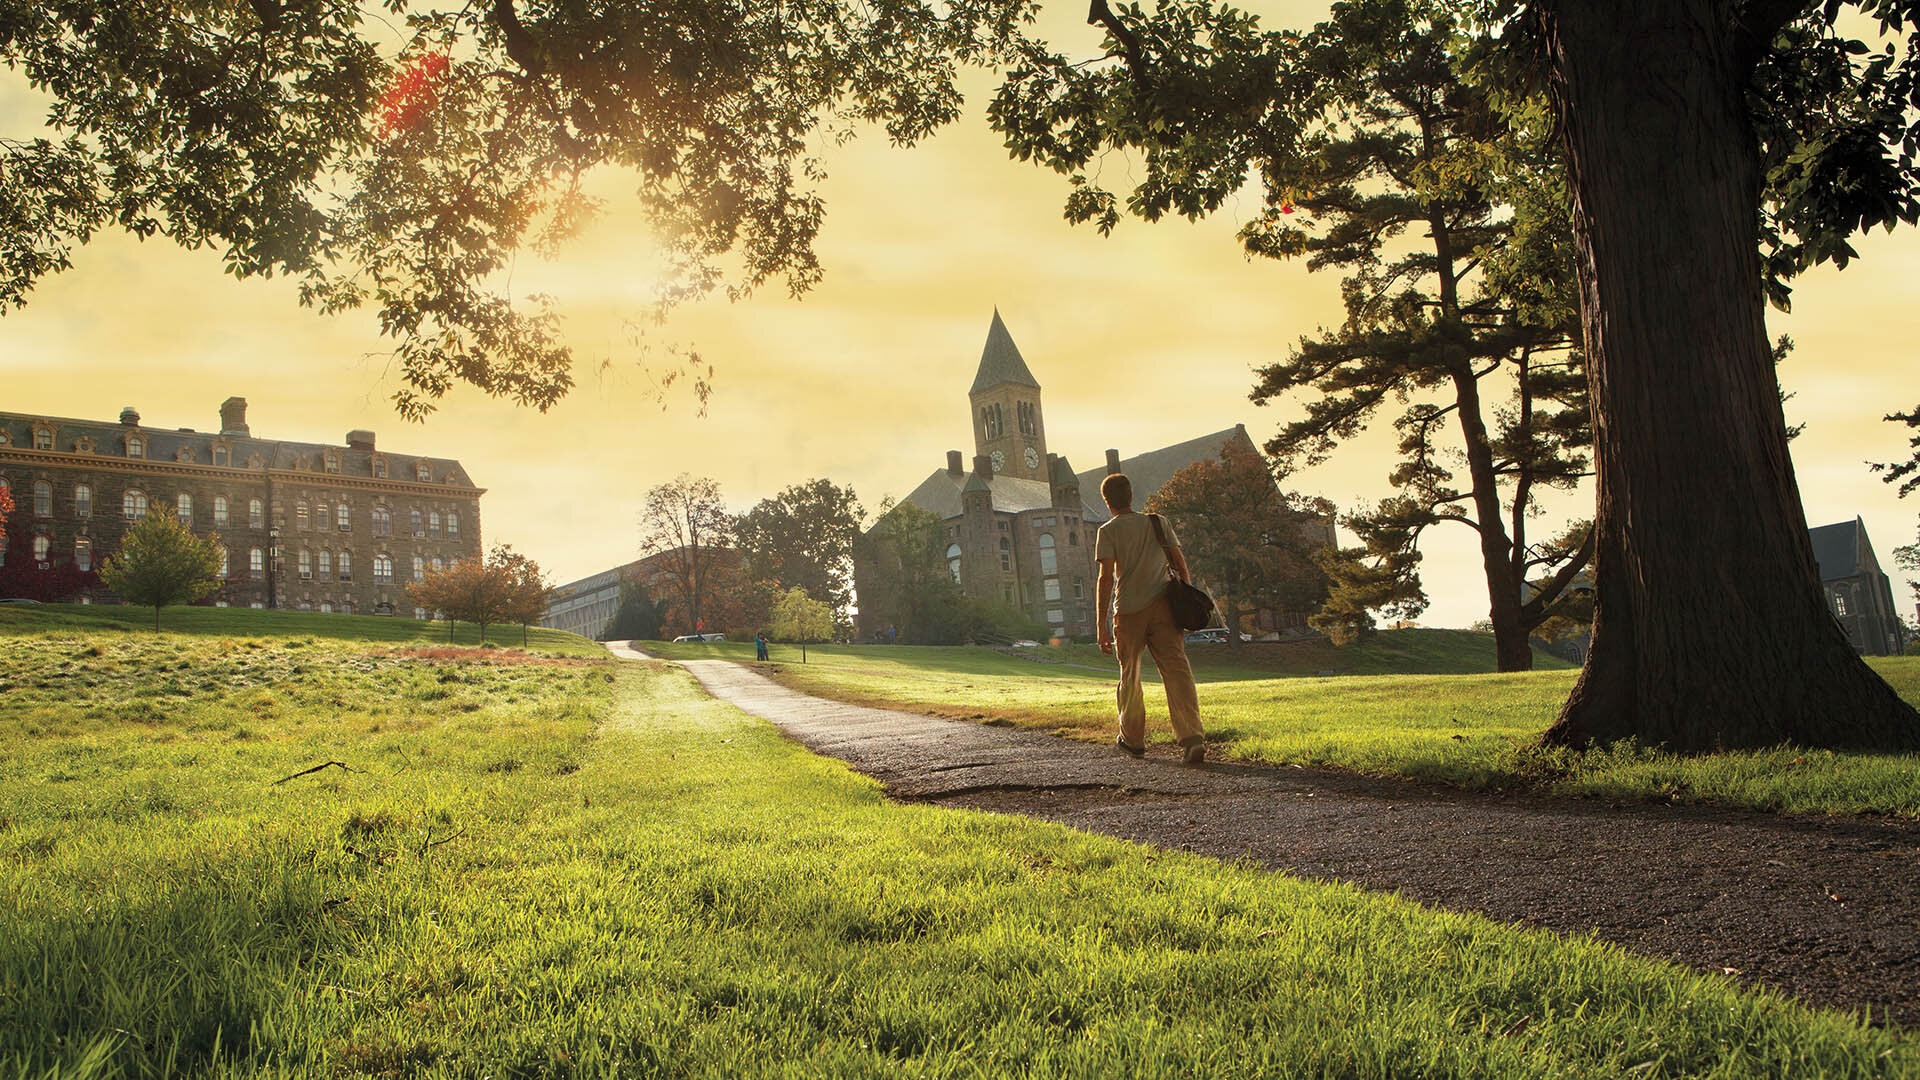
[1086,0,1150,87]
[1518,526,1595,625]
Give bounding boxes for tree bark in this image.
[1537,0,1920,751]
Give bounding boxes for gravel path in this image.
[608,644,1920,1027]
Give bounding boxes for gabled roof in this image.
[1810,517,1883,581]
[899,467,1057,520]
[969,309,1041,395]
[1076,425,1257,523]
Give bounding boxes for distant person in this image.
[1095,472,1205,766]
[755,632,769,661]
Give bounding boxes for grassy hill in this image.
[2,623,1909,1076]
[0,601,603,656]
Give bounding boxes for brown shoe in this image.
[1116,734,1146,758]
[1180,740,1206,767]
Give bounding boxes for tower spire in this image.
[970,309,1041,394]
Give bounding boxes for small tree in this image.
[409,556,513,644]
[769,587,834,663]
[491,545,550,647]
[97,510,223,631]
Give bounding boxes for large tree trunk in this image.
[1538,0,1919,751]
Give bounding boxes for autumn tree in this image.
[734,479,864,628]
[97,510,222,631]
[0,482,12,556]
[490,545,549,647]
[409,555,514,644]
[0,0,1034,417]
[639,475,734,638]
[1144,442,1333,647]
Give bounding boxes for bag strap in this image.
[1146,514,1181,581]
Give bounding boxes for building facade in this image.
[0,398,483,614]
[855,311,1327,640]
[1810,516,1906,656]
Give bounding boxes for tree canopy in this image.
[97,509,222,630]
[734,478,864,629]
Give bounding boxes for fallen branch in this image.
[270,761,357,785]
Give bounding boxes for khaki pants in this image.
[1114,592,1203,748]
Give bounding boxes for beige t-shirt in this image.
[1095,511,1179,616]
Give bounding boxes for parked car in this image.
[1010,639,1042,648]
[1183,627,1229,643]
[670,633,727,643]
[0,598,41,605]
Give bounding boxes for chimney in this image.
[1105,448,1121,474]
[347,430,376,452]
[974,454,993,478]
[119,406,140,426]
[219,397,249,437]
[947,450,964,477]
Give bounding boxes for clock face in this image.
[1024,446,1040,469]
[990,450,1005,473]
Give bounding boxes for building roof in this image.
[969,309,1041,395]
[901,467,1058,519]
[1076,425,1255,523]
[1810,516,1883,581]
[0,406,478,490]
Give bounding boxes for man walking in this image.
[1095,472,1206,765]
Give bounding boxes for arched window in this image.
[126,436,143,458]
[372,506,391,536]
[317,550,332,579]
[412,555,424,582]
[431,556,443,572]
[32,427,52,450]
[33,480,51,517]
[324,451,341,474]
[340,598,354,615]
[374,553,394,582]
[1038,533,1057,575]
[249,499,264,529]
[75,537,92,573]
[214,496,228,527]
[176,493,192,524]
[212,445,230,467]
[319,601,332,614]
[411,509,423,537]
[33,535,49,561]
[337,551,352,582]
[416,461,432,482]
[295,501,310,531]
[250,548,265,579]
[429,511,442,538]
[336,503,350,531]
[123,489,147,520]
[447,511,459,539]
[946,543,962,584]
[298,549,312,579]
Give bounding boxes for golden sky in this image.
[4,1,1918,628]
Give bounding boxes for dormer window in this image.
[246,453,265,468]
[175,447,196,464]
[32,425,53,450]
[415,461,432,482]
[126,436,144,458]
[212,445,231,467]
[324,451,341,474]
[0,431,10,446]
[73,437,94,454]
[373,457,388,479]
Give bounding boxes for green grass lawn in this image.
[0,601,603,656]
[642,638,1920,819]
[2,624,1914,1077]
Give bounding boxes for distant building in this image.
[854,311,1332,639]
[542,547,738,639]
[1810,516,1905,656]
[0,398,482,613]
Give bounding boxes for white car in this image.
[1184,628,1230,643]
[671,633,727,643]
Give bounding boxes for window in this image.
[1068,531,1078,546]
[296,502,310,531]
[214,496,228,527]
[324,452,340,474]
[251,601,265,609]
[249,499,265,529]
[412,555,424,582]
[319,601,332,614]
[250,548,265,579]
[411,509,423,537]
[318,550,332,580]
[1047,608,1065,625]
[373,457,388,479]
[33,428,52,450]
[75,537,92,573]
[338,551,352,582]
[298,549,312,579]
[123,489,148,520]
[372,506,391,536]
[431,556,443,572]
[446,511,458,539]
[127,436,143,458]
[374,553,393,582]
[946,543,962,584]
[1835,594,1850,617]
[213,446,230,467]
[33,480,51,517]
[1073,577,1084,600]
[1003,584,1013,604]
[217,546,228,578]
[340,598,354,615]
[337,503,350,531]
[1038,533,1057,575]
[1017,400,1036,436]
[981,403,1003,440]
[298,601,312,612]
[315,502,328,530]
[429,511,441,538]
[216,601,229,608]
[414,607,429,621]
[176,493,191,525]
[999,537,1011,572]
[1044,579,1061,602]
[416,462,432,482]
[33,535,49,561]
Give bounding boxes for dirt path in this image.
[608,644,1920,1028]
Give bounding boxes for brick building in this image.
[854,311,1323,640]
[0,398,483,613]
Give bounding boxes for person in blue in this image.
[754,632,769,661]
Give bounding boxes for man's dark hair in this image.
[1101,472,1133,510]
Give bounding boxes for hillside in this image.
[0,602,603,656]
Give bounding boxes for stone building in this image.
[0,398,483,613]
[1810,516,1905,656]
[855,311,1316,640]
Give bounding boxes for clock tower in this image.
[968,309,1048,482]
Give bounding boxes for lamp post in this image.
[267,525,281,609]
